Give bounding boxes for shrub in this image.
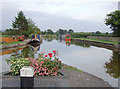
[28,57,62,76]
[6,57,31,75]
[6,50,63,76]
[28,50,63,76]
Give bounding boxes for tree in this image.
[96,31,101,34]
[27,18,41,35]
[46,29,54,34]
[68,29,74,33]
[5,28,14,35]
[105,10,120,37]
[27,18,36,34]
[12,11,29,37]
[57,29,67,35]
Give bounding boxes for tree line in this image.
[2,10,120,37]
[41,29,74,35]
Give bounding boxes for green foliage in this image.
[0,41,26,45]
[68,29,74,33]
[6,50,63,76]
[63,65,82,73]
[27,18,41,35]
[57,29,68,35]
[96,31,101,34]
[74,38,118,44]
[6,57,31,75]
[71,32,113,38]
[4,11,41,37]
[12,11,29,37]
[46,29,54,34]
[104,51,120,78]
[105,10,120,37]
[5,28,15,35]
[71,40,90,48]
[29,57,63,76]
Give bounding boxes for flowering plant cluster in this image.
[6,50,63,76]
[28,58,62,76]
[6,57,31,75]
[28,50,62,76]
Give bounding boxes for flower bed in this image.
[6,50,63,76]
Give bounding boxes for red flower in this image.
[49,55,52,57]
[59,60,62,63]
[48,53,52,57]
[45,55,47,57]
[52,50,56,53]
[48,53,52,55]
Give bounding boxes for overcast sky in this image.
[0,0,119,32]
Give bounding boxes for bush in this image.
[71,32,113,38]
[28,50,63,76]
[28,57,62,76]
[6,50,63,76]
[6,57,31,75]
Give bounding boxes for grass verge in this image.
[0,41,26,45]
[63,65,83,73]
[73,38,119,44]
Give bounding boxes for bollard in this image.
[20,66,34,89]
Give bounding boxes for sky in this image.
[0,0,119,32]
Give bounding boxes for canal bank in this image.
[1,64,113,88]
[71,38,119,51]
[0,39,31,50]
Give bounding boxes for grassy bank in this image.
[0,41,26,45]
[63,64,83,73]
[72,38,119,45]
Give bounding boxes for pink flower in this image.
[55,72,57,75]
[41,52,44,54]
[36,66,39,69]
[41,61,44,64]
[46,73,49,75]
[39,73,42,75]
[42,73,44,76]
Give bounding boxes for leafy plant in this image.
[105,10,120,37]
[6,57,31,75]
[28,50,63,76]
[6,50,63,76]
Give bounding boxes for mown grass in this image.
[74,38,119,44]
[63,65,83,73]
[0,41,26,45]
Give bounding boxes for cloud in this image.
[1,0,119,32]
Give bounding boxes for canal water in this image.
[1,39,119,87]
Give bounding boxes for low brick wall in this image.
[87,36,120,42]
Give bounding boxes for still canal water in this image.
[1,39,119,87]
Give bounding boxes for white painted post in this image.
[20,66,34,88]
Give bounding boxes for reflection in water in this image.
[0,47,25,56]
[65,40,71,46]
[104,51,120,78]
[21,46,35,58]
[44,38,53,42]
[11,44,41,58]
[71,40,91,48]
